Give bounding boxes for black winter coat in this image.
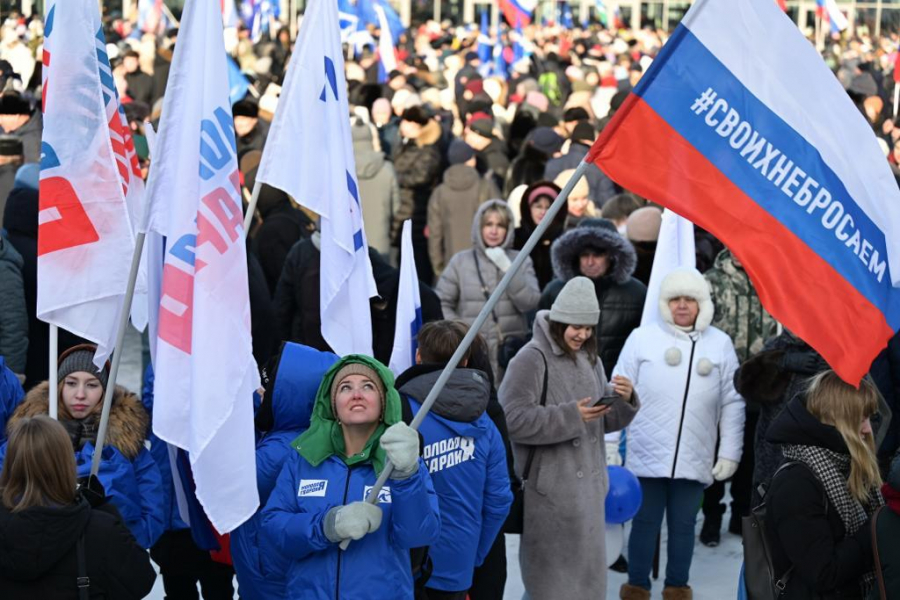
[539,225,646,378]
[0,498,156,599]
[765,397,874,600]
[252,199,313,295]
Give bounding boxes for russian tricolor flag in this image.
[499,0,536,26]
[588,0,900,385]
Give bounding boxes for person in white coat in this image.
[614,268,745,600]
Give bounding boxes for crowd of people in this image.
[0,5,896,600]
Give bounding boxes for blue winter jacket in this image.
[261,453,441,600]
[232,343,339,600]
[397,365,512,592]
[1,381,165,549]
[141,365,188,535]
[0,357,23,445]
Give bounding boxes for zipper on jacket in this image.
[670,338,697,479]
[335,467,353,600]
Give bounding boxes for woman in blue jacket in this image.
[262,354,441,600]
[232,342,339,599]
[3,344,164,549]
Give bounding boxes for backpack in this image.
[743,461,825,600]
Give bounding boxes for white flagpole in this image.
[49,325,58,420]
[893,84,899,118]
[340,159,591,550]
[244,180,263,234]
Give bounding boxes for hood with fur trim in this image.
[550,225,637,285]
[471,199,516,251]
[8,382,149,460]
[658,268,714,332]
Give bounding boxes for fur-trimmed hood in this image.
[550,225,637,284]
[8,382,149,460]
[415,120,442,147]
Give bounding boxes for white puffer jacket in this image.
[612,320,745,486]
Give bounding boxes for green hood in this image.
[291,355,402,475]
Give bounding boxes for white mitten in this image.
[484,247,512,273]
[380,423,420,479]
[605,442,623,466]
[323,502,383,543]
[711,458,739,482]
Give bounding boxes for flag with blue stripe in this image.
[589,0,900,384]
[389,220,423,376]
[255,0,377,357]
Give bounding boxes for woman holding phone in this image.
[499,276,639,600]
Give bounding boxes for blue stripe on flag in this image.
[636,26,900,328]
[353,229,364,251]
[347,170,360,206]
[409,306,423,364]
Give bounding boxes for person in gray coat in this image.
[351,119,400,259]
[427,140,501,278]
[435,199,540,381]
[499,277,639,600]
[0,236,27,375]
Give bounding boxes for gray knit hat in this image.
[57,344,110,391]
[549,276,600,325]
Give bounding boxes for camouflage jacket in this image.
[705,249,778,363]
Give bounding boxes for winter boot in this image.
[619,583,651,600]
[728,511,743,536]
[609,553,628,573]
[699,512,722,547]
[662,585,693,600]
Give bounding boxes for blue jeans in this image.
[627,477,705,590]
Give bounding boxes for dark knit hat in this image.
[232,99,259,118]
[58,344,110,392]
[469,115,494,139]
[0,135,22,156]
[563,107,590,122]
[400,106,430,125]
[447,139,475,165]
[330,362,386,416]
[530,127,564,155]
[0,93,31,116]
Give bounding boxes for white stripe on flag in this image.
[640,209,696,326]
[389,221,423,376]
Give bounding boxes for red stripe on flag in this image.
[589,95,892,384]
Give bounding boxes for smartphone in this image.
[592,394,619,407]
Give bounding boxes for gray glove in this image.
[380,422,420,479]
[323,502,383,543]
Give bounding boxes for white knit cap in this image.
[658,268,715,331]
[549,276,600,325]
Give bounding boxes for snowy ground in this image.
[120,325,743,600]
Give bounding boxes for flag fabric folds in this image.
[144,0,259,533]
[389,221,423,376]
[817,0,849,33]
[39,0,136,367]
[255,0,377,357]
[499,0,536,26]
[588,0,900,384]
[375,2,397,83]
[640,210,696,327]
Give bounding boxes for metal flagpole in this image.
[340,159,591,550]
[90,229,146,476]
[49,324,58,419]
[243,180,263,233]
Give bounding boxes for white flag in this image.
[375,3,397,77]
[640,209,696,326]
[255,0,376,356]
[144,0,259,533]
[38,0,136,366]
[389,221,423,376]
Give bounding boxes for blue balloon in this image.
[605,466,642,524]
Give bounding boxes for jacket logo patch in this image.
[423,436,476,473]
[298,479,328,497]
[364,485,392,503]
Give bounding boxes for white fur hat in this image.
[658,268,714,331]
